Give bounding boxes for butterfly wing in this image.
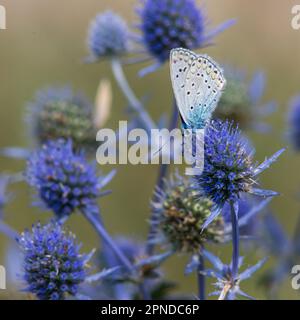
[170,48,226,129]
[184,54,226,129]
[170,48,197,127]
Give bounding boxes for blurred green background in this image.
[0,0,300,299]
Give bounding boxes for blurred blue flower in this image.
[194,120,284,229]
[102,236,144,267]
[98,237,145,300]
[287,95,300,151]
[0,174,24,241]
[17,221,90,300]
[88,236,175,300]
[87,11,130,61]
[216,67,277,132]
[26,139,102,218]
[27,86,96,151]
[202,250,266,300]
[28,86,91,111]
[137,0,235,75]
[257,213,299,297]
[5,242,23,289]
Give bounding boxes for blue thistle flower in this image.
[137,0,235,75]
[25,139,101,218]
[87,11,130,61]
[17,221,89,300]
[215,67,277,132]
[202,250,267,300]
[287,95,300,151]
[194,120,285,228]
[152,173,224,253]
[27,86,97,152]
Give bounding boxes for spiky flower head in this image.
[87,11,129,60]
[215,67,276,131]
[26,139,100,218]
[195,120,283,209]
[152,174,224,253]
[196,120,255,206]
[137,0,234,75]
[18,221,88,300]
[139,0,205,63]
[288,95,300,151]
[27,86,97,152]
[202,250,266,300]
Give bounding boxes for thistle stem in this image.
[198,251,205,300]
[230,201,239,278]
[111,58,156,132]
[0,220,19,241]
[83,209,134,273]
[146,100,179,255]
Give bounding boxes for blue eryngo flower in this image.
[194,120,285,229]
[202,250,266,300]
[27,86,97,152]
[17,221,90,300]
[152,173,224,253]
[87,11,130,61]
[26,139,101,218]
[137,0,235,75]
[215,67,276,132]
[287,95,300,151]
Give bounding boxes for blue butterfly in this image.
[170,48,226,129]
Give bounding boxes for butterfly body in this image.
[170,48,226,129]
